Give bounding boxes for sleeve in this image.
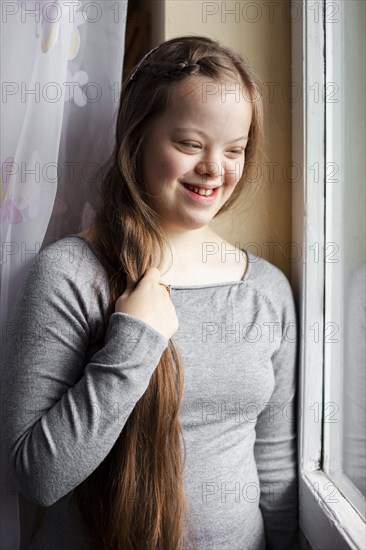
[253,276,299,550]
[1,251,169,508]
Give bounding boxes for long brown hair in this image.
[71,35,264,550]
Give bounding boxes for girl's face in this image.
[141,76,253,233]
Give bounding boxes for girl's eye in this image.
[228,149,244,155]
[180,142,201,149]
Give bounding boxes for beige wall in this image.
[136,0,293,280]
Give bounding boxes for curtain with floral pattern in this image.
[0,2,127,548]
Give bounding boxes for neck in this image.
[163,225,218,253]
[157,224,223,276]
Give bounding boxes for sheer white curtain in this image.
[0,1,127,548]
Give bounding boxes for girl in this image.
[3,36,299,550]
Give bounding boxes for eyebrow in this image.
[173,127,248,144]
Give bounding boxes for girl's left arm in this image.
[253,276,299,550]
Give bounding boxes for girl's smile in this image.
[141,75,253,232]
[179,181,220,202]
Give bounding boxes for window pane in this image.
[325,0,365,517]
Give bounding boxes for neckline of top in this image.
[68,234,254,290]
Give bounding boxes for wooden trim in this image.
[123,9,151,83]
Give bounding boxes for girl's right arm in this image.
[2,243,172,507]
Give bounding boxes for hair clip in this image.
[129,44,162,81]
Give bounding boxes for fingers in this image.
[124,268,161,295]
[123,275,136,295]
[141,267,161,283]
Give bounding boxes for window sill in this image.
[300,470,365,549]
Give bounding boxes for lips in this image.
[181,181,220,190]
[182,182,216,196]
[180,181,220,202]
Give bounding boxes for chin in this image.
[165,220,205,233]
[184,217,214,230]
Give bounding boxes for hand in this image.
[114,267,179,341]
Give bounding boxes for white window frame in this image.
[292,1,365,548]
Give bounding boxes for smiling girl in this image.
[3,36,299,550]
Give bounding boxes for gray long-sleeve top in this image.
[2,235,299,550]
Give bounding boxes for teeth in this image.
[186,184,214,196]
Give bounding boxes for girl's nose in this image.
[195,161,221,179]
